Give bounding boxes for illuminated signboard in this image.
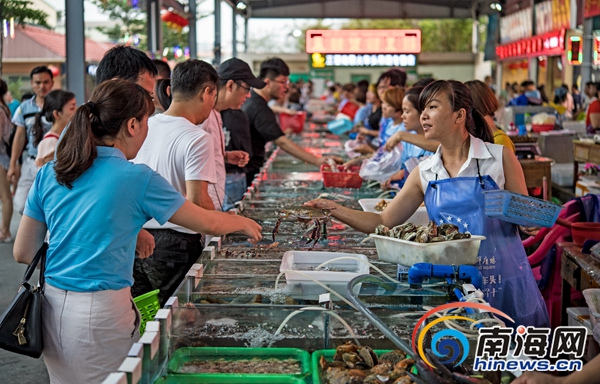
[311,53,417,68]
[305,29,421,54]
[496,28,565,60]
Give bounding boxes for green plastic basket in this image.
[133,289,160,335]
[311,349,392,384]
[154,374,306,383]
[167,347,311,381]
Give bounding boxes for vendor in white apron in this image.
[306,80,549,328]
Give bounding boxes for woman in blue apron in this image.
[306,80,549,328]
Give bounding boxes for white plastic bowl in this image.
[369,234,485,266]
[280,251,369,283]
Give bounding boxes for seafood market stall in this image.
[104,122,514,384]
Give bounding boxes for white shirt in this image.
[419,134,505,192]
[200,110,226,211]
[133,114,216,233]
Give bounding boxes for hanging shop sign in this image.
[536,1,554,36]
[552,0,571,30]
[500,8,532,44]
[310,52,417,68]
[305,29,421,54]
[496,28,565,60]
[585,0,600,18]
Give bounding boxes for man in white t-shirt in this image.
[131,59,218,303]
[201,58,266,210]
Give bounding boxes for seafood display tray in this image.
[167,347,311,380]
[370,234,485,266]
[155,375,305,383]
[311,349,393,384]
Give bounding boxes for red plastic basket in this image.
[279,112,306,134]
[320,165,363,188]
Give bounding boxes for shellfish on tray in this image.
[375,221,471,243]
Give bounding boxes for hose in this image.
[274,306,361,346]
[275,270,357,310]
[314,256,398,284]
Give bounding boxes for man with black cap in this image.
[200,58,266,210]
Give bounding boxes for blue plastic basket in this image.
[327,119,353,135]
[483,190,562,228]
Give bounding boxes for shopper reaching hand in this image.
[13,79,262,384]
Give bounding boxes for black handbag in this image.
[0,242,48,358]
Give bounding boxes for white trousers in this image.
[14,156,37,215]
[42,284,140,384]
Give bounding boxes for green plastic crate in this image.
[311,349,393,384]
[133,289,160,335]
[154,375,306,383]
[167,347,311,381]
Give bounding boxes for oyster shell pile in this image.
[320,341,415,384]
[374,221,471,243]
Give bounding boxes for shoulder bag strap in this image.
[21,243,48,287]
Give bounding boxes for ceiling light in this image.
[292,29,302,37]
[236,2,247,10]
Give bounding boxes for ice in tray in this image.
[280,251,370,283]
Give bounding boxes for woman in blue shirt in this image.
[13,80,262,384]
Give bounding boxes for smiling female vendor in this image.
[306,80,549,328]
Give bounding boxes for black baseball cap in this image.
[217,58,266,89]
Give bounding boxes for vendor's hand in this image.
[512,372,564,384]
[135,229,155,259]
[226,150,250,167]
[240,217,262,243]
[520,225,542,237]
[304,198,339,211]
[384,131,404,151]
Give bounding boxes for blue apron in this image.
[424,162,549,328]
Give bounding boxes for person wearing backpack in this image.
[7,66,54,215]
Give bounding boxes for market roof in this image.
[2,25,115,63]
[226,0,504,19]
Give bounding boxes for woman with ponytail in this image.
[0,80,13,241]
[306,80,548,329]
[13,79,262,384]
[32,90,76,167]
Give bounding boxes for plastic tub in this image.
[483,190,562,227]
[133,289,160,335]
[320,165,363,189]
[327,119,353,135]
[572,223,600,246]
[532,124,554,133]
[279,112,306,134]
[280,251,370,283]
[167,347,311,380]
[369,234,485,266]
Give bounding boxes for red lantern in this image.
[161,10,189,28]
[48,65,60,77]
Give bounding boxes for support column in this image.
[582,17,593,85]
[244,17,249,53]
[232,9,237,57]
[189,0,197,59]
[146,0,162,56]
[214,0,222,65]
[65,0,85,104]
[529,58,538,84]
